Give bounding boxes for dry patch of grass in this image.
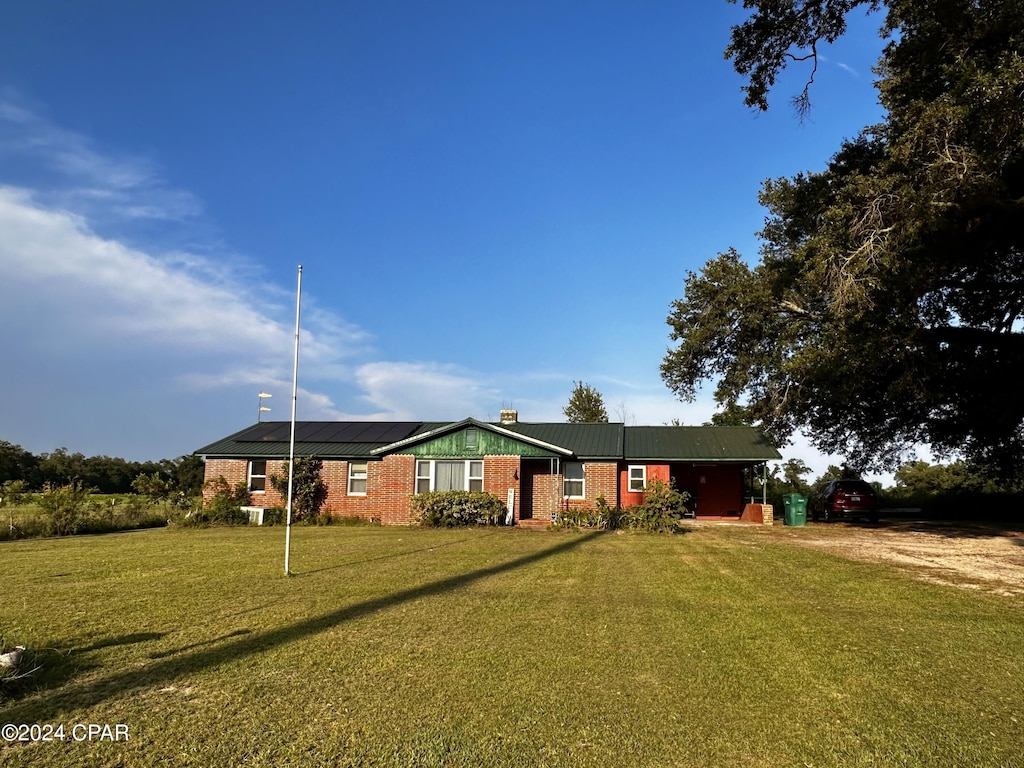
[763,519,1024,596]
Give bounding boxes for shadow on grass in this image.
[148,629,253,660]
[2,530,604,722]
[298,533,491,576]
[2,633,168,704]
[0,648,78,704]
[78,632,166,653]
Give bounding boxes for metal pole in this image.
[284,266,303,575]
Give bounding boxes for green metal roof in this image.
[624,426,782,462]
[501,422,624,459]
[196,420,780,463]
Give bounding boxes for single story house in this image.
[195,410,782,526]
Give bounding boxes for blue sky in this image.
[0,1,890,477]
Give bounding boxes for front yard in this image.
[2,524,1022,767]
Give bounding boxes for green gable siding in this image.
[406,428,559,458]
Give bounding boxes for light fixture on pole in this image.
[258,392,272,422]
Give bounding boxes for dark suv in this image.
[811,479,880,523]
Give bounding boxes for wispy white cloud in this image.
[0,91,202,224]
[0,186,367,401]
[837,62,860,77]
[350,362,501,420]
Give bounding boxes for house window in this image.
[563,462,585,498]
[628,465,646,493]
[468,461,483,492]
[348,461,367,495]
[248,460,267,493]
[465,428,478,451]
[416,461,432,494]
[415,460,485,493]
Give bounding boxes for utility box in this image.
[241,506,268,525]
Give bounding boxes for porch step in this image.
[516,518,552,529]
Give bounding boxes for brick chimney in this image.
[499,409,518,424]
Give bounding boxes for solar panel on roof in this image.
[234,423,291,441]
[237,421,423,443]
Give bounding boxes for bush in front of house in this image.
[554,495,629,531]
[627,479,691,533]
[269,456,329,523]
[412,491,508,527]
[181,476,251,527]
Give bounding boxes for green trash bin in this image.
[783,493,807,526]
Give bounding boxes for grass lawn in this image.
[1,524,1022,767]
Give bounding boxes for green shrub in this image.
[0,511,47,541]
[553,506,601,530]
[122,494,148,521]
[627,479,691,533]
[269,456,328,523]
[37,481,91,536]
[261,506,285,526]
[0,480,27,509]
[555,495,630,531]
[597,495,629,530]
[193,476,251,526]
[412,491,508,527]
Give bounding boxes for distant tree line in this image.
[0,440,204,496]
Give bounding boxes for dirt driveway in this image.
[774,518,1024,597]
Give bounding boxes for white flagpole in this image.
[284,265,303,575]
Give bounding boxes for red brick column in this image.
[483,455,521,521]
[375,455,416,525]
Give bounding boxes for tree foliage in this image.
[664,0,1024,478]
[563,381,610,423]
[37,481,92,536]
[199,476,252,525]
[893,460,1008,496]
[0,440,204,496]
[270,455,329,522]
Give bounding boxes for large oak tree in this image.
[662,0,1024,477]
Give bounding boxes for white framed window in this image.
[465,428,479,450]
[468,461,483,492]
[628,465,646,493]
[248,460,267,493]
[415,460,485,493]
[348,461,368,495]
[416,461,432,494]
[563,462,585,498]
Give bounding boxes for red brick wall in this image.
[483,456,521,520]
[529,474,562,523]
[375,455,416,525]
[524,461,619,522]
[584,462,619,508]
[202,455,620,525]
[201,456,416,523]
[202,458,255,503]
